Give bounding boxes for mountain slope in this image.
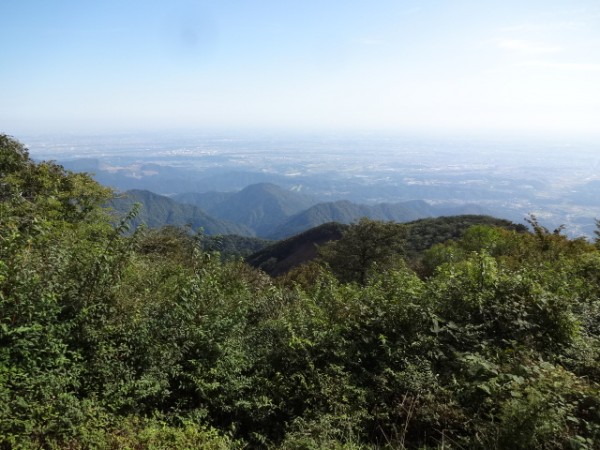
[246,222,347,276]
[205,183,317,236]
[269,200,489,239]
[248,215,526,276]
[108,189,253,236]
[173,191,235,211]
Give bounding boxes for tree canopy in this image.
[2,135,600,449]
[319,217,406,284]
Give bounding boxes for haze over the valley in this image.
[2,1,600,236]
[18,132,600,238]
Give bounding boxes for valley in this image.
[23,132,600,238]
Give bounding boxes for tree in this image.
[319,218,406,284]
[0,134,112,228]
[0,134,30,177]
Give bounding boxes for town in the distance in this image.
[21,131,600,239]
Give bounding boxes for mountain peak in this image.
[206,183,316,236]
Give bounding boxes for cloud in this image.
[495,39,564,54]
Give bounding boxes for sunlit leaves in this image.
[2,135,600,448]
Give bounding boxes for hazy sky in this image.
[2,0,600,136]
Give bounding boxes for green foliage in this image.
[404,214,527,259]
[319,218,406,284]
[3,135,600,449]
[249,215,526,279]
[137,225,198,265]
[247,221,347,276]
[201,233,272,260]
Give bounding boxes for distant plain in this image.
[22,132,600,238]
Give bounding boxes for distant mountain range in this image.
[54,142,600,239]
[268,199,488,239]
[109,182,492,239]
[107,189,252,236]
[175,183,316,236]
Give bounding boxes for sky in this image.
[1,0,600,137]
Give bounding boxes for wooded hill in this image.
[108,189,253,236]
[111,184,489,239]
[247,215,527,276]
[2,134,600,449]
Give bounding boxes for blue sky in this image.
[1,0,599,136]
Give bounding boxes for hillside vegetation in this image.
[246,222,348,276]
[268,199,488,239]
[108,189,253,236]
[116,184,490,239]
[248,215,527,276]
[201,183,316,236]
[2,134,600,449]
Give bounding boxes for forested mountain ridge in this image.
[201,182,316,236]
[173,190,236,211]
[3,134,600,449]
[113,184,490,239]
[269,198,489,239]
[49,133,600,238]
[246,221,348,276]
[108,189,254,236]
[248,215,528,276]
